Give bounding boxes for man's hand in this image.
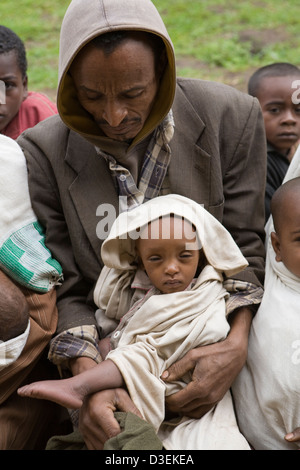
[78,388,143,450]
[162,307,252,418]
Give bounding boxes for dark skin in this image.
[0,50,28,132]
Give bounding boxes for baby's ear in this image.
[270,231,282,262]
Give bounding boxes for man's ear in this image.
[271,231,282,262]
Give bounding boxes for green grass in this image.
[1,0,300,98]
[0,0,69,96]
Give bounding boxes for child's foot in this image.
[18,378,84,409]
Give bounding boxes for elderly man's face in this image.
[70,36,161,142]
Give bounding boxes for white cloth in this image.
[232,146,300,450]
[0,135,63,292]
[0,320,30,371]
[95,195,250,449]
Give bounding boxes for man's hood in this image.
[57,0,176,148]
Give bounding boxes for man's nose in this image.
[102,100,127,127]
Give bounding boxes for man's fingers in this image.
[115,388,143,418]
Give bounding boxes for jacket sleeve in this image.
[220,95,267,287]
[172,80,266,288]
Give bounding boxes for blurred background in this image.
[1,0,299,101]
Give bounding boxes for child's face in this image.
[0,50,28,132]
[256,75,300,155]
[136,216,200,294]
[271,197,300,278]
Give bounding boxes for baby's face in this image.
[136,216,200,294]
[257,75,300,155]
[0,50,27,132]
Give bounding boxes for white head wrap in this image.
[94,194,248,309]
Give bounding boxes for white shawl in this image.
[232,147,300,450]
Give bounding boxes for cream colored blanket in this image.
[94,194,250,449]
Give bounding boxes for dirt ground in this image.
[175,57,254,93]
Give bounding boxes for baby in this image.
[19,194,250,450]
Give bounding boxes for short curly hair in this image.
[0,25,27,78]
[248,62,300,97]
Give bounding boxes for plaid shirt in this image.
[96,111,174,211]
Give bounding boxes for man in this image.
[18,0,266,449]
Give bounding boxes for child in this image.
[0,25,57,139]
[232,174,300,450]
[248,62,300,220]
[19,194,251,450]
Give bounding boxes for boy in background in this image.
[248,62,300,220]
[0,25,57,139]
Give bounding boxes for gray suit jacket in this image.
[18,79,266,333]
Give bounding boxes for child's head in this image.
[248,62,300,155]
[271,177,300,277]
[0,25,28,132]
[135,214,204,294]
